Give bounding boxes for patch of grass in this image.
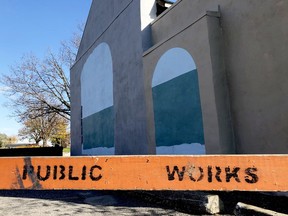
[63,148,70,153]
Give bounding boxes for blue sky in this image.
[0,0,92,136]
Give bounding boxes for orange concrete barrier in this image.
[0,155,287,191]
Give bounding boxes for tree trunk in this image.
[42,139,47,147]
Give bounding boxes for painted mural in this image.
[152,48,205,154]
[81,43,114,155]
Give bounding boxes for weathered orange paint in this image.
[0,155,287,191]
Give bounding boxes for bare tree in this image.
[1,27,82,121]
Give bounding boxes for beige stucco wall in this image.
[151,0,288,153]
[144,12,234,154]
[71,0,288,155]
[71,0,152,155]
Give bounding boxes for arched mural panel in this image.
[152,47,205,154]
[81,42,114,154]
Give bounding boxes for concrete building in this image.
[71,0,288,156]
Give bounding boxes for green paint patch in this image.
[152,69,204,147]
[82,106,114,149]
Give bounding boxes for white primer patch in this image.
[82,144,205,156]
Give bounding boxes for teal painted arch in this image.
[152,47,205,154]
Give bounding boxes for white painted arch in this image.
[81,42,113,118]
[152,47,196,87]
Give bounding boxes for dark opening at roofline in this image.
[156,0,174,16]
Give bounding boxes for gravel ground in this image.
[0,190,287,215]
[0,190,192,216]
